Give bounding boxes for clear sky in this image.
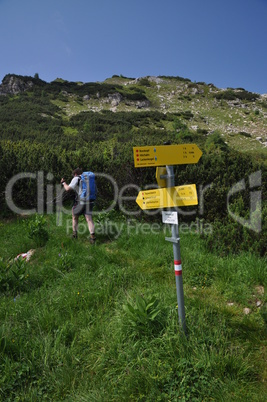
[1,0,267,94]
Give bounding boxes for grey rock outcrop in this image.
[108,92,123,106]
[136,99,151,109]
[0,75,34,95]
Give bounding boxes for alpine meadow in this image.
[0,74,266,401]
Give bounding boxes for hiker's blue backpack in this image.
[79,171,96,203]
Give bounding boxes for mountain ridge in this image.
[0,73,267,153]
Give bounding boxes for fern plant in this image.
[122,294,166,337]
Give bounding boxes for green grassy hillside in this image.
[0,214,266,401]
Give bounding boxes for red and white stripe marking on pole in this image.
[174,260,182,276]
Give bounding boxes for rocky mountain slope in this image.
[1,73,267,154]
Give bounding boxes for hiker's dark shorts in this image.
[72,201,95,216]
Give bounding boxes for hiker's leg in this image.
[72,202,83,238]
[85,201,95,235]
[72,214,79,237]
[72,214,79,232]
[85,208,96,244]
[85,214,95,235]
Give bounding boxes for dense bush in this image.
[136,78,151,87]
[205,183,266,257]
[158,75,191,82]
[213,89,259,101]
[1,130,266,256]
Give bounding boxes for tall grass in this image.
[0,213,266,401]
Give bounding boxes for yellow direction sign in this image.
[133,144,202,167]
[156,166,167,188]
[136,184,198,210]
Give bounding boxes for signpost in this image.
[156,166,167,188]
[162,211,178,225]
[134,143,203,334]
[133,144,202,167]
[136,184,198,210]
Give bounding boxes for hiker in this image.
[61,168,96,243]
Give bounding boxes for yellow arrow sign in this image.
[133,144,202,167]
[136,184,198,210]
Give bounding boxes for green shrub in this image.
[213,89,259,101]
[122,294,167,337]
[137,78,151,87]
[205,131,229,153]
[0,256,29,294]
[27,214,49,247]
[204,214,266,257]
[239,131,252,138]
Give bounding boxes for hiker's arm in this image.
[62,182,72,191]
[61,178,72,192]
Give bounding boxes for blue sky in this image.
[1,0,267,94]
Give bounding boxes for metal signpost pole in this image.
[166,165,187,334]
[134,143,202,335]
